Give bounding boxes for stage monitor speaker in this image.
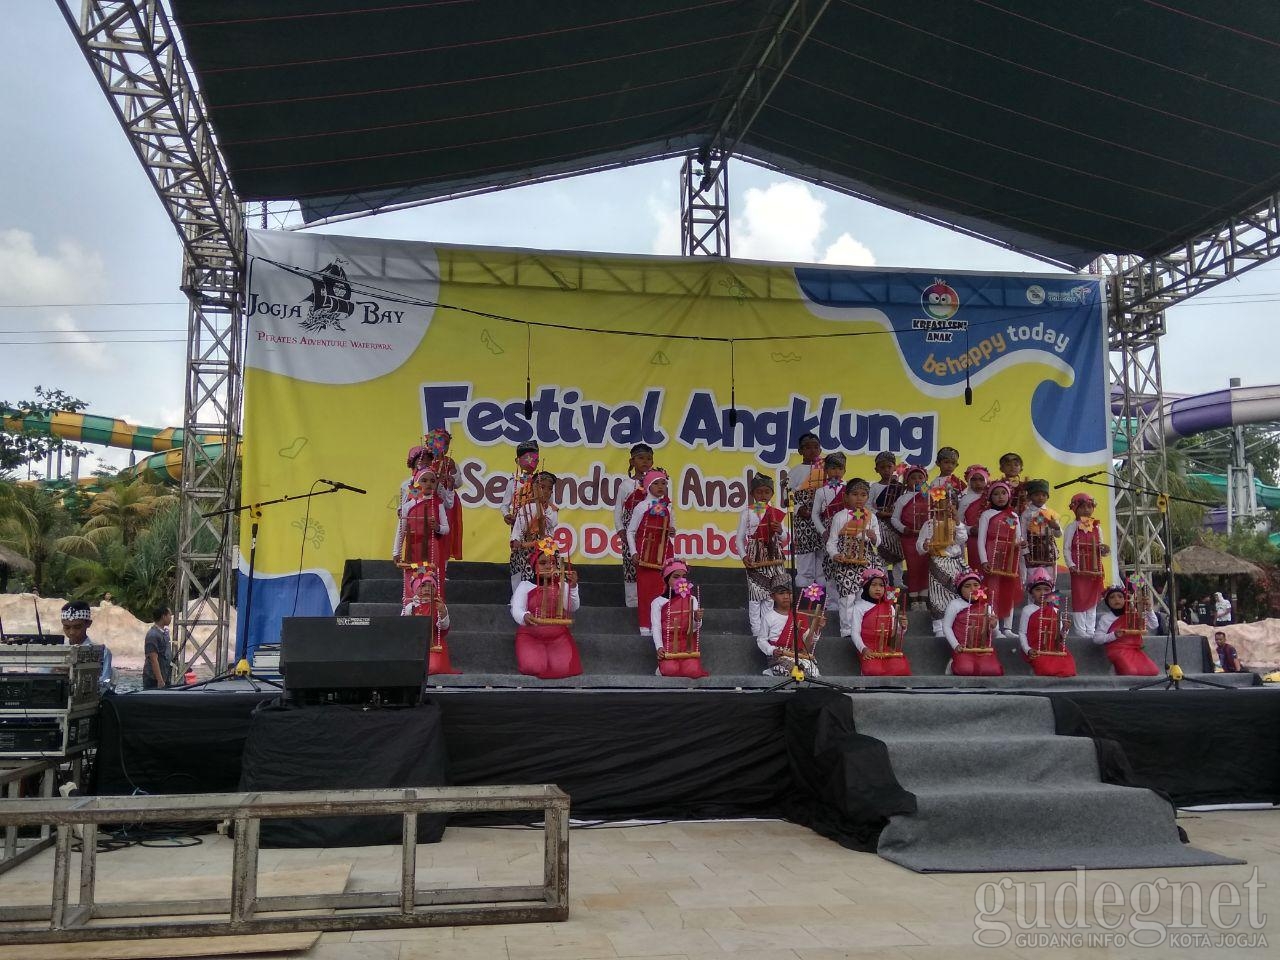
[280,617,427,702]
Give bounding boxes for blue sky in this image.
[3,0,1274,475]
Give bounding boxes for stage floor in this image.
[0,812,1274,959]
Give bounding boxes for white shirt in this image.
[786,463,824,498]
[976,509,1022,566]
[510,580,581,625]
[398,475,455,511]
[1017,602,1057,655]
[1093,609,1158,645]
[736,505,781,556]
[958,489,983,517]
[824,508,882,559]
[847,598,876,652]
[941,597,986,651]
[499,471,537,518]
[510,502,559,546]
[914,519,968,558]
[613,476,642,531]
[626,500,671,556]
[755,606,792,656]
[890,491,923,534]
[811,483,844,536]
[649,595,702,652]
[400,599,451,631]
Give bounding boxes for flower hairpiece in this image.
[929,486,948,502]
[802,583,825,603]
[971,586,988,604]
[884,586,900,606]
[535,537,559,557]
[673,579,693,598]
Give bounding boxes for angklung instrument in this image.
[927,487,956,554]
[1072,516,1104,577]
[961,586,995,653]
[743,503,785,569]
[864,585,906,660]
[783,584,827,662]
[660,583,702,660]
[635,510,671,570]
[1028,592,1069,658]
[835,508,873,565]
[1025,508,1057,565]
[526,553,575,626]
[988,513,1021,578]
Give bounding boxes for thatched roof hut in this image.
[1172,545,1263,578]
[0,544,33,574]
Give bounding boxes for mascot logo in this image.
[921,280,959,321]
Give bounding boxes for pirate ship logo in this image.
[301,260,355,332]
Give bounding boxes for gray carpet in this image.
[848,693,1245,873]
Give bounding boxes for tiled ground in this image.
[1,810,1277,959]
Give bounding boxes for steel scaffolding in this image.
[58,0,244,675]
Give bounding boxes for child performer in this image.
[613,443,654,608]
[785,433,826,588]
[650,558,708,679]
[942,568,1004,677]
[1063,493,1109,638]
[756,582,826,677]
[1093,583,1160,676]
[812,452,848,606]
[870,452,905,586]
[849,567,911,676]
[510,541,582,679]
[890,465,931,609]
[393,461,450,603]
[500,440,540,526]
[737,472,789,637]
[1020,479,1061,572]
[401,565,461,676]
[509,471,559,592]
[958,465,989,571]
[626,469,675,636]
[977,481,1023,639]
[917,486,969,638]
[932,446,965,497]
[425,428,462,563]
[998,451,1028,515]
[824,478,881,637]
[1017,568,1077,677]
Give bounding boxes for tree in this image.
[68,503,180,618]
[82,478,177,547]
[0,482,97,594]
[0,387,89,472]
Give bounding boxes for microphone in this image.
[320,478,367,495]
[1053,471,1099,490]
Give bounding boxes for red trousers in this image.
[1105,635,1159,676]
[952,649,1004,676]
[860,652,912,676]
[514,624,583,679]
[901,533,928,592]
[427,629,461,676]
[658,656,708,678]
[1026,650,1077,677]
[636,566,664,631]
[1069,572,1103,612]
[984,571,1021,619]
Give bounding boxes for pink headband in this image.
[642,469,668,493]
[964,465,989,480]
[662,558,688,579]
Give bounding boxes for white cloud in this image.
[821,232,876,267]
[0,228,105,305]
[733,181,827,262]
[49,312,111,371]
[648,194,681,256]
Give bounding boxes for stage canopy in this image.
[171,0,1280,269]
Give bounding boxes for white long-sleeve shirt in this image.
[736,505,782,556]
[392,495,449,557]
[958,489,983,517]
[755,606,791,656]
[1017,602,1059,655]
[847,598,875,652]
[786,463,824,498]
[510,580,581,625]
[1093,609,1157,645]
[626,501,671,556]
[977,509,1022,567]
[613,476,642,531]
[890,491,925,534]
[824,509,882,559]
[915,519,968,558]
[649,595,702,652]
[510,502,559,546]
[941,597,990,651]
[811,483,844,536]
[401,599,451,631]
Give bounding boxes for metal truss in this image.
[681,150,730,257]
[58,0,244,676]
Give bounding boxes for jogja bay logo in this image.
[921,279,960,321]
[247,258,409,333]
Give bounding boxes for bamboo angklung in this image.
[962,586,995,653]
[662,583,701,660]
[527,554,574,626]
[835,508,872,566]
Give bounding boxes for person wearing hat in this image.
[626,469,676,636]
[958,465,990,572]
[510,542,582,679]
[1020,479,1061,573]
[737,472,789,637]
[976,480,1024,640]
[402,565,460,675]
[1017,567,1077,677]
[756,581,824,677]
[392,459,450,604]
[869,452,905,586]
[1093,585,1159,676]
[916,484,969,639]
[500,439,541,525]
[890,464,931,609]
[60,601,113,691]
[509,471,559,591]
[848,567,911,676]
[1063,492,1109,637]
[931,446,965,497]
[424,428,463,564]
[824,478,882,637]
[784,433,826,589]
[942,568,1004,676]
[650,558,708,679]
[613,443,654,609]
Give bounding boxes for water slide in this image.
[0,408,232,486]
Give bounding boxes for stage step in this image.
[348,576,750,608]
[847,693,1240,872]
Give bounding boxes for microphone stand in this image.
[194,481,358,689]
[766,475,851,693]
[1055,471,1231,692]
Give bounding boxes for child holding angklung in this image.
[510,540,582,679]
[1093,582,1160,676]
[958,464,989,571]
[998,451,1028,515]
[756,582,826,677]
[976,480,1023,639]
[627,469,675,637]
[890,464,931,609]
[812,452,848,608]
[1063,492,1109,638]
[509,471,559,592]
[401,564,461,676]
[500,439,540,526]
[1017,567,1077,677]
[849,567,911,676]
[824,478,881,638]
[784,433,826,588]
[931,446,965,499]
[393,452,450,603]
[650,558,708,679]
[737,472,789,638]
[1020,479,1061,573]
[425,428,463,564]
[870,452,905,586]
[916,484,969,638]
[942,568,1004,676]
[613,443,653,609]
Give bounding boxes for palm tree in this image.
[0,482,96,594]
[82,478,177,547]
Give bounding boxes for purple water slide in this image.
[1111,385,1280,444]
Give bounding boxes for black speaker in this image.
[280,617,427,703]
